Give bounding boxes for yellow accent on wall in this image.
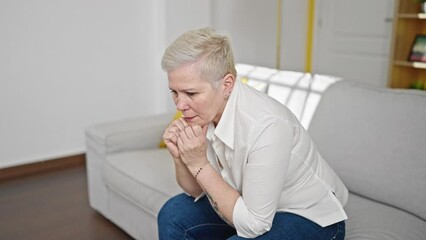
[305,0,315,73]
[276,0,283,69]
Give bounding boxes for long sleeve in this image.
[233,118,293,238]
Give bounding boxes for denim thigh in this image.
[158,193,345,240]
[158,193,236,240]
[227,212,345,240]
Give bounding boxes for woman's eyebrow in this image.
[169,87,198,92]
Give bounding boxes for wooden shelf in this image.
[398,13,426,19]
[388,0,426,89]
[394,61,426,69]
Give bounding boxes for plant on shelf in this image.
[409,80,425,90]
[414,0,426,13]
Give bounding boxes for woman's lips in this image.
[184,116,195,122]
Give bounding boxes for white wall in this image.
[165,0,212,46]
[212,0,307,71]
[281,0,308,71]
[212,0,277,68]
[163,0,213,110]
[0,0,307,168]
[0,0,167,168]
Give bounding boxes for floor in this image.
[0,164,133,240]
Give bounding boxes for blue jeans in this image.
[158,193,345,240]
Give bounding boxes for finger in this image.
[165,141,179,158]
[192,125,202,137]
[177,136,184,150]
[179,128,189,143]
[169,134,177,144]
[164,129,177,145]
[163,134,177,146]
[179,118,189,127]
[184,126,196,139]
[176,118,189,131]
[173,119,186,133]
[168,126,180,139]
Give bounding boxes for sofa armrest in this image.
[86,111,175,155]
[85,111,175,214]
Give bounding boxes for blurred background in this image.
[0,0,397,169]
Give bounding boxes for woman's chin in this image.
[188,121,203,127]
[187,119,208,128]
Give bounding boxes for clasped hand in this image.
[162,118,209,170]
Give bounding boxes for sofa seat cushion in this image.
[103,149,182,216]
[345,193,426,239]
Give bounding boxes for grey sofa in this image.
[86,64,426,239]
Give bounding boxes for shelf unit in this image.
[388,0,426,89]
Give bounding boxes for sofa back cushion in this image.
[308,81,426,220]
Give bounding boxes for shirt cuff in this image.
[193,192,205,202]
[233,197,270,238]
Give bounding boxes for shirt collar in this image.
[208,80,240,150]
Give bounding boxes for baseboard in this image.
[0,154,86,182]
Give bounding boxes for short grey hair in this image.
[161,27,237,87]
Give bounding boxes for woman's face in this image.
[168,63,229,127]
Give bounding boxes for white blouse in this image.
[200,80,348,238]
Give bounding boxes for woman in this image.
[158,27,348,240]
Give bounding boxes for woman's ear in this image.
[222,73,235,94]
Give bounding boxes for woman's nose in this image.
[175,96,188,111]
